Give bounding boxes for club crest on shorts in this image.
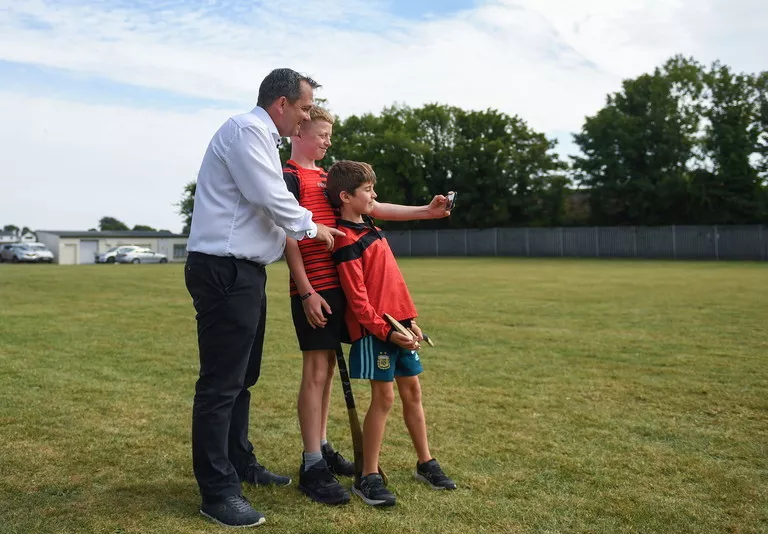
[377,353,391,370]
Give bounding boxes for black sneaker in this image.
[352,473,396,507]
[200,495,266,528]
[242,460,292,487]
[298,459,351,505]
[322,444,355,477]
[414,459,457,490]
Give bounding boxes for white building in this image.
[36,230,188,265]
[0,229,35,243]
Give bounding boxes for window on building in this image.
[173,244,187,259]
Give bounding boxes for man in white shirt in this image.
[184,68,344,528]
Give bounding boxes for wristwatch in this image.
[305,224,318,239]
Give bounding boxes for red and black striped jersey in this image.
[283,160,340,296]
[332,217,418,343]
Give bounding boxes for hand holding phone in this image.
[445,191,457,211]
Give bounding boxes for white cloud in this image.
[0,0,765,230]
[0,92,239,231]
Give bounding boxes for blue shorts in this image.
[349,335,423,382]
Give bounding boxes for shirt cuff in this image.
[285,214,316,241]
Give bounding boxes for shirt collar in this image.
[252,106,282,147]
[337,216,377,233]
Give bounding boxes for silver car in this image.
[116,247,168,264]
[0,243,54,263]
[96,245,141,264]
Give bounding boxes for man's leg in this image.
[185,255,262,503]
[229,287,266,474]
[228,270,291,486]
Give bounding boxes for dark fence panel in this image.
[391,225,766,261]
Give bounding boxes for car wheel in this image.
[132,258,140,264]
[159,258,168,264]
[11,256,19,263]
[107,257,115,264]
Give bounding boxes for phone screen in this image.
[446,191,457,211]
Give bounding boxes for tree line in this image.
[179,55,768,231]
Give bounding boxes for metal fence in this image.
[384,225,768,261]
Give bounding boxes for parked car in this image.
[116,247,168,264]
[0,244,20,262]
[96,245,141,264]
[0,243,54,263]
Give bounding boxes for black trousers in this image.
[184,252,267,503]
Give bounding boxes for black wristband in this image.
[300,291,314,301]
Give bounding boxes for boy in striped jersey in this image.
[327,160,456,507]
[283,108,450,505]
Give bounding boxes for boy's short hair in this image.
[326,161,377,208]
[310,106,334,125]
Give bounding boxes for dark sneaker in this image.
[414,459,457,490]
[242,460,292,487]
[298,459,351,505]
[352,473,396,507]
[200,495,266,528]
[322,444,355,477]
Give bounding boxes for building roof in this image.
[37,230,188,238]
[0,230,17,237]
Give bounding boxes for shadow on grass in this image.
[102,480,201,519]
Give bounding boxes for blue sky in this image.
[0,0,765,232]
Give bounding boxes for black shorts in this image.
[290,287,349,351]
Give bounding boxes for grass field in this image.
[0,258,766,534]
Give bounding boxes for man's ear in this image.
[276,96,288,114]
[339,190,351,204]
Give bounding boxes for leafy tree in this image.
[690,63,765,223]
[3,225,19,233]
[132,225,157,232]
[98,217,130,231]
[178,181,196,234]
[572,56,702,225]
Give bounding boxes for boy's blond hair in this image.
[309,106,334,124]
[326,161,377,208]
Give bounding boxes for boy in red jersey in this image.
[326,160,457,507]
[283,108,451,505]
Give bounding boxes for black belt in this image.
[187,251,265,270]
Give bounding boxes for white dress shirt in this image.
[187,106,317,264]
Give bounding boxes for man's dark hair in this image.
[326,161,377,208]
[257,68,320,108]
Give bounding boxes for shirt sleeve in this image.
[334,241,393,341]
[283,171,300,202]
[225,125,316,240]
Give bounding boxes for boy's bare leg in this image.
[298,350,331,455]
[319,350,336,442]
[362,380,395,475]
[395,375,432,464]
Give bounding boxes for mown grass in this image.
[0,258,766,533]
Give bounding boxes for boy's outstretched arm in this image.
[284,237,331,328]
[371,195,451,221]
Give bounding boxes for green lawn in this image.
[0,259,766,534]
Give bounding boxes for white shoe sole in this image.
[414,471,456,490]
[352,485,396,507]
[200,510,266,528]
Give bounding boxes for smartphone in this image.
[446,191,457,211]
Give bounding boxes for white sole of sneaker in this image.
[200,510,266,528]
[298,485,352,506]
[413,471,456,490]
[352,485,396,507]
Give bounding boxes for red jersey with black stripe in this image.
[332,217,418,343]
[283,160,340,296]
